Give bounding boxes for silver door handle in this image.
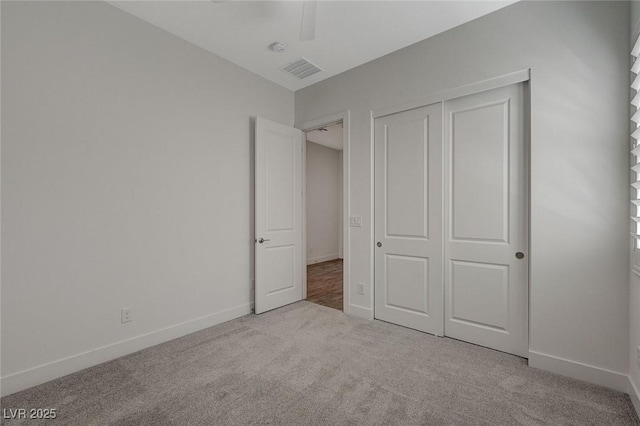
[258,238,271,244]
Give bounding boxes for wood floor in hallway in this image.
[306,259,343,311]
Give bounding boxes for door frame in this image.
[370,69,531,341]
[298,110,351,313]
[371,69,530,120]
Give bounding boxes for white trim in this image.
[528,350,628,393]
[526,75,534,360]
[301,131,308,300]
[629,376,640,419]
[438,102,446,338]
[344,111,350,314]
[0,303,251,397]
[298,110,351,315]
[298,112,348,134]
[369,110,376,316]
[307,254,340,265]
[348,304,374,320]
[372,69,530,119]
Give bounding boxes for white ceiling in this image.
[109,1,517,92]
[306,122,343,150]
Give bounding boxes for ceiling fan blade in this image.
[300,0,317,41]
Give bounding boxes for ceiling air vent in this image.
[281,57,322,80]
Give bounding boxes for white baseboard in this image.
[307,254,339,265]
[528,350,628,393]
[348,303,373,320]
[0,303,252,397]
[629,376,640,418]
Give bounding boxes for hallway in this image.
[306,259,343,311]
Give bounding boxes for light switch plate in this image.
[349,216,362,227]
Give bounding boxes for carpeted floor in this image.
[2,301,639,425]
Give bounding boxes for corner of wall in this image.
[629,375,640,418]
[347,304,373,320]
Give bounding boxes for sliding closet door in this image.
[374,103,443,335]
[443,83,528,357]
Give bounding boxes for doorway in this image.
[305,123,344,311]
[254,111,350,315]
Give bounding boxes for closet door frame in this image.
[371,70,530,121]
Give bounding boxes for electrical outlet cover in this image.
[121,307,132,324]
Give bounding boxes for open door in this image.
[255,117,304,314]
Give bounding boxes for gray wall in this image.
[296,1,630,377]
[306,141,341,264]
[1,1,294,394]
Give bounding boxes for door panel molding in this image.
[449,99,510,244]
[449,259,510,332]
[385,253,430,315]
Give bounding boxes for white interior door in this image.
[374,103,443,335]
[255,117,303,314]
[443,83,528,357]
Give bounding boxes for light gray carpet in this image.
[2,301,639,425]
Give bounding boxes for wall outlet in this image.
[121,307,132,324]
[357,282,366,295]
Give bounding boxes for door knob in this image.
[377,242,382,247]
[258,238,271,244]
[515,252,524,259]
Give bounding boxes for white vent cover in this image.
[281,57,322,79]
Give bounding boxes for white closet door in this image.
[374,103,443,335]
[443,83,528,357]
